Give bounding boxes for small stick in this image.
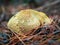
[9,30,26,45]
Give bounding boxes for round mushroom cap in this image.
[7,9,51,35]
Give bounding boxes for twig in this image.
[35,0,60,11]
[8,30,26,45]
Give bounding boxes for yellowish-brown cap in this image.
[7,9,51,35]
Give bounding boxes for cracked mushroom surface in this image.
[7,9,51,35]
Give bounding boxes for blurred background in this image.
[0,0,60,45]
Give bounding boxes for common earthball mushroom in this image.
[7,9,52,36]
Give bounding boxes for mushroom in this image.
[7,9,52,36]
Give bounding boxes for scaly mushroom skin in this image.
[7,9,51,35]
